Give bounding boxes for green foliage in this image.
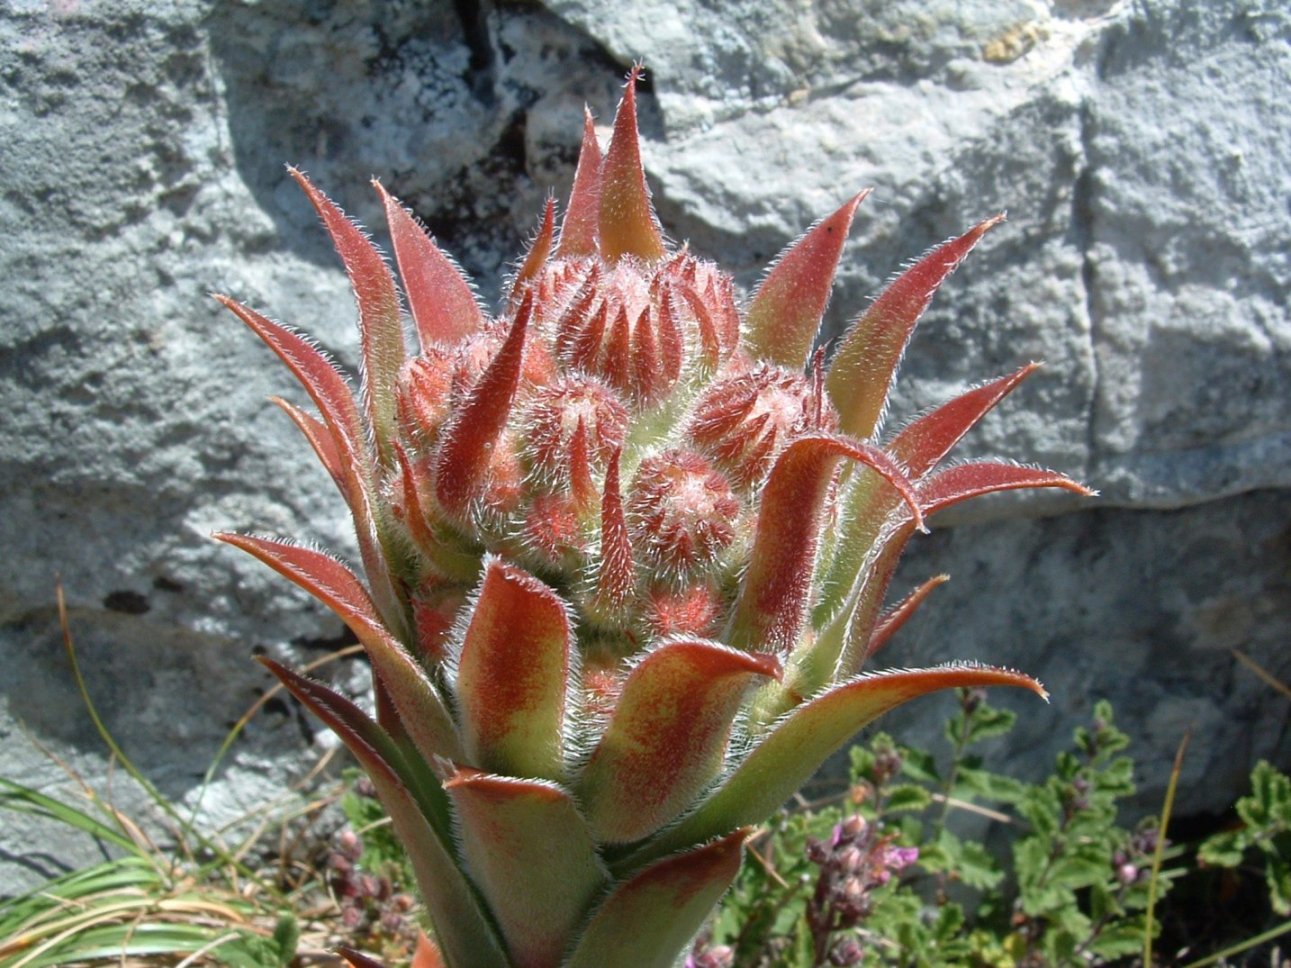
[0,777,303,968]
[1199,760,1291,916]
[0,594,316,968]
[700,692,1180,967]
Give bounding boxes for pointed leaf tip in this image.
[828,213,1005,440]
[433,292,531,520]
[374,179,484,351]
[213,294,364,464]
[289,168,405,452]
[747,190,870,369]
[867,573,950,658]
[731,435,923,653]
[559,107,603,257]
[599,66,666,263]
[919,461,1094,519]
[890,361,1041,478]
[509,196,556,307]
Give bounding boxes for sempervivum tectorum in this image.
[214,68,1089,968]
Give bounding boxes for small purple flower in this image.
[876,844,919,884]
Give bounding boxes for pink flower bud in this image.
[690,364,833,489]
[645,581,723,638]
[829,937,865,966]
[523,375,628,485]
[838,814,867,842]
[627,449,738,577]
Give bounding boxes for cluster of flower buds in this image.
[804,814,920,964]
[326,823,418,948]
[1114,824,1162,886]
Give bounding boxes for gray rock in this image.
[1,0,1287,893]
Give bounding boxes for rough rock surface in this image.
[1,0,1287,892]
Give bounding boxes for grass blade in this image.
[1144,727,1190,966]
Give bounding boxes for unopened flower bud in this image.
[337,828,362,859]
[836,844,865,874]
[834,875,868,920]
[839,814,867,842]
[829,937,865,966]
[694,946,735,968]
[341,904,364,930]
[1117,862,1139,885]
[806,836,831,865]
[689,364,832,490]
[523,375,628,485]
[627,449,738,577]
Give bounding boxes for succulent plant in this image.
[215,69,1089,968]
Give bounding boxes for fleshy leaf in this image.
[889,363,1039,477]
[568,417,597,512]
[261,660,507,968]
[432,292,531,521]
[567,830,749,968]
[920,461,1094,517]
[827,214,1005,440]
[558,108,603,257]
[791,523,916,709]
[598,67,665,263]
[214,295,363,465]
[290,169,406,453]
[594,447,635,615]
[508,197,556,309]
[413,934,447,968]
[868,573,950,657]
[455,558,571,781]
[578,640,781,843]
[392,443,482,583]
[636,665,1046,865]
[828,464,1088,679]
[729,435,923,653]
[215,295,404,635]
[215,534,460,763]
[812,367,1037,630]
[444,769,605,968]
[375,180,484,351]
[270,395,343,491]
[745,191,869,369]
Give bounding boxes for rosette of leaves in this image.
[214,69,1087,968]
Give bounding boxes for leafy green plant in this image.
[216,66,1087,967]
[703,692,1179,966]
[1199,760,1291,918]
